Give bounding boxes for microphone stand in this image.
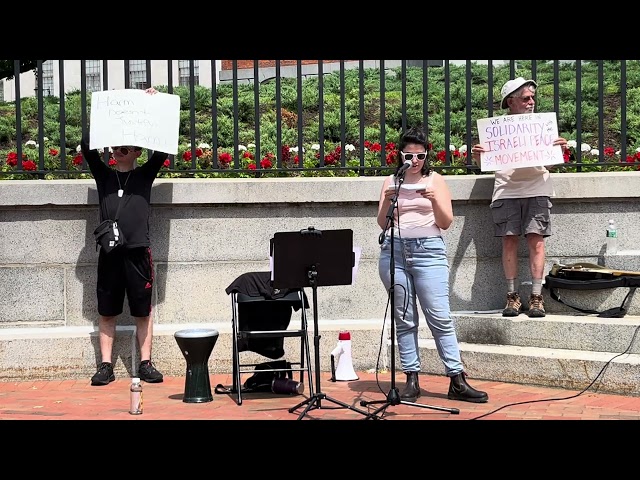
[360,170,460,419]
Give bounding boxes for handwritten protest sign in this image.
[476,112,564,171]
[89,89,180,155]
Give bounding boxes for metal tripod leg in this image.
[287,274,369,419]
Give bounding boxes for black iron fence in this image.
[1,59,639,179]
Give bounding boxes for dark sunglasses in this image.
[113,146,140,155]
[400,152,427,161]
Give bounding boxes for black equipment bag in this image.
[544,263,640,318]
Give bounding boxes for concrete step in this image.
[416,338,640,397]
[1,314,639,396]
[451,312,640,353]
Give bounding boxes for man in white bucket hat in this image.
[471,77,568,319]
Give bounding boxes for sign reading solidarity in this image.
[477,112,564,171]
[89,89,180,155]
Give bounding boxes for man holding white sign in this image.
[82,87,172,386]
[471,77,568,318]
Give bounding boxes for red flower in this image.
[6,152,18,167]
[73,154,84,166]
[195,148,203,158]
[247,163,257,170]
[219,152,232,164]
[109,159,117,167]
[182,150,192,161]
[563,151,571,163]
[260,157,272,169]
[22,160,37,171]
[49,148,59,156]
[369,143,382,152]
[243,151,254,159]
[385,142,395,151]
[294,155,300,165]
[385,151,396,165]
[604,147,615,157]
[436,150,447,163]
[163,159,171,168]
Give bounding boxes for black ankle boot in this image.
[448,372,488,403]
[400,371,421,401]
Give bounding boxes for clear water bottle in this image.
[606,219,618,254]
[129,377,143,415]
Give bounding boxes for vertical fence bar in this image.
[487,60,494,117]
[102,60,109,164]
[465,59,473,167]
[275,61,282,169]
[189,59,197,169]
[80,60,88,172]
[422,60,429,137]
[575,60,582,170]
[531,59,537,84]
[14,61,23,170]
[167,60,173,94]
[296,60,303,171]
[620,60,627,164]
[166,60,174,167]
[339,60,346,166]
[36,60,45,176]
[358,60,365,173]
[318,60,325,167]
[597,61,604,164]
[231,60,239,169]
[211,60,218,168]
[444,60,451,165]
[379,60,386,167]
[124,60,130,89]
[253,60,260,170]
[146,60,152,89]
[553,60,559,119]
[401,60,407,133]
[58,60,67,171]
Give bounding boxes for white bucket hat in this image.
[500,77,538,109]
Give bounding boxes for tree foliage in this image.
[0,60,41,81]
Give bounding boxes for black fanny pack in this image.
[93,220,126,253]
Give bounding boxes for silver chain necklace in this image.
[116,171,132,198]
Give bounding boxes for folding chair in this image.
[215,271,314,405]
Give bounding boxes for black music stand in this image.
[271,226,369,420]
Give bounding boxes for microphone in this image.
[397,159,413,175]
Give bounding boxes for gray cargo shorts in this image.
[489,196,552,237]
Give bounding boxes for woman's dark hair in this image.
[395,126,432,176]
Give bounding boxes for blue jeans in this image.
[378,235,463,376]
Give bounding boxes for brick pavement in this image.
[1,371,639,420]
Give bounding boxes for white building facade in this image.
[1,60,516,102]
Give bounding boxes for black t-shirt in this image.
[81,134,167,249]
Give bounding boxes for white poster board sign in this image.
[89,89,180,155]
[476,112,564,171]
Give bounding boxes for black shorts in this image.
[97,247,154,318]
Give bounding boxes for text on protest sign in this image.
[89,89,180,155]
[476,112,564,171]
